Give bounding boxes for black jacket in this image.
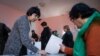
[62,31,74,48]
[41,26,51,50]
[0,23,11,54]
[41,27,51,42]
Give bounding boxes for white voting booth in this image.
[27,35,62,55]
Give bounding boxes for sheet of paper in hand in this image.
[45,35,62,54]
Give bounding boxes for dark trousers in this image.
[19,45,27,55]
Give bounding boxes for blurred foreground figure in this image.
[70,3,100,56]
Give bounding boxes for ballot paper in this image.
[27,42,41,55]
[45,35,62,54]
[34,41,41,50]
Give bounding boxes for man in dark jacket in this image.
[40,21,51,50]
[62,25,74,48]
[62,25,74,56]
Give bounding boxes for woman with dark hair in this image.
[69,3,100,56]
[60,3,100,56]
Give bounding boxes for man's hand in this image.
[31,38,35,42]
[38,50,47,55]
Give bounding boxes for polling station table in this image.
[1,54,66,56]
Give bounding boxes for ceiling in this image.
[0,0,99,18]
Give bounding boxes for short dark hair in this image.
[26,7,41,18]
[69,3,96,20]
[41,21,47,26]
[63,25,70,31]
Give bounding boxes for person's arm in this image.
[64,46,73,55]
[60,44,73,55]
